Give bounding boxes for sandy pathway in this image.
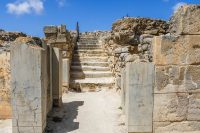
[50,89,126,133]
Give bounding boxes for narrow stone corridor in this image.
[50,89,126,133]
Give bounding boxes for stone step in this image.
[70,71,113,79]
[74,50,104,54]
[73,53,107,57]
[72,57,108,62]
[78,38,98,41]
[70,77,114,91]
[71,62,109,67]
[77,42,98,45]
[78,39,98,42]
[71,66,110,71]
[75,45,101,50]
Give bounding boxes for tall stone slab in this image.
[63,58,70,92]
[51,47,63,107]
[11,38,48,133]
[121,68,126,114]
[125,62,154,133]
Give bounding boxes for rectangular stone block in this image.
[44,26,58,34]
[170,5,200,35]
[51,47,63,107]
[154,121,200,133]
[10,38,48,133]
[63,58,70,90]
[153,35,200,65]
[154,93,200,122]
[155,65,200,93]
[125,62,154,133]
[121,68,126,114]
[56,33,67,43]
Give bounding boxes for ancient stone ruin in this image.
[0,4,200,133]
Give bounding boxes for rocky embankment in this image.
[100,17,169,89]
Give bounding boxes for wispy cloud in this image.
[6,0,44,15]
[57,0,66,7]
[173,2,187,12]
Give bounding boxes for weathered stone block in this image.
[11,38,48,133]
[63,58,70,90]
[153,35,200,65]
[59,25,66,33]
[56,33,67,43]
[154,93,188,122]
[44,26,58,34]
[154,93,200,122]
[155,65,200,93]
[121,68,126,114]
[125,62,154,133]
[51,47,63,107]
[154,121,200,133]
[170,5,200,35]
[0,52,11,119]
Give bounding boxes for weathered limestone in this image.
[51,47,63,107]
[170,5,200,35]
[125,62,154,133]
[153,33,200,132]
[11,37,48,133]
[153,35,200,65]
[0,52,11,119]
[121,68,126,114]
[44,25,74,92]
[62,58,70,92]
[0,31,27,119]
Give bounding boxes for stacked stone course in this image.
[153,5,200,133]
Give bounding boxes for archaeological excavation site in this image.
[1,4,200,133]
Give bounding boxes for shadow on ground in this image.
[46,101,84,133]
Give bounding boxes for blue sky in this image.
[0,0,200,37]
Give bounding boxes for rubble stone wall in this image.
[100,17,169,90]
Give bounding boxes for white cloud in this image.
[173,2,187,13]
[7,0,44,15]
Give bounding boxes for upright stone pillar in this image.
[121,68,126,114]
[51,47,63,107]
[62,58,70,91]
[125,62,154,133]
[44,25,73,96]
[11,37,48,133]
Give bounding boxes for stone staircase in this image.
[70,35,114,91]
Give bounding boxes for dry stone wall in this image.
[100,17,169,89]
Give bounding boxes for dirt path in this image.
[49,89,126,133]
